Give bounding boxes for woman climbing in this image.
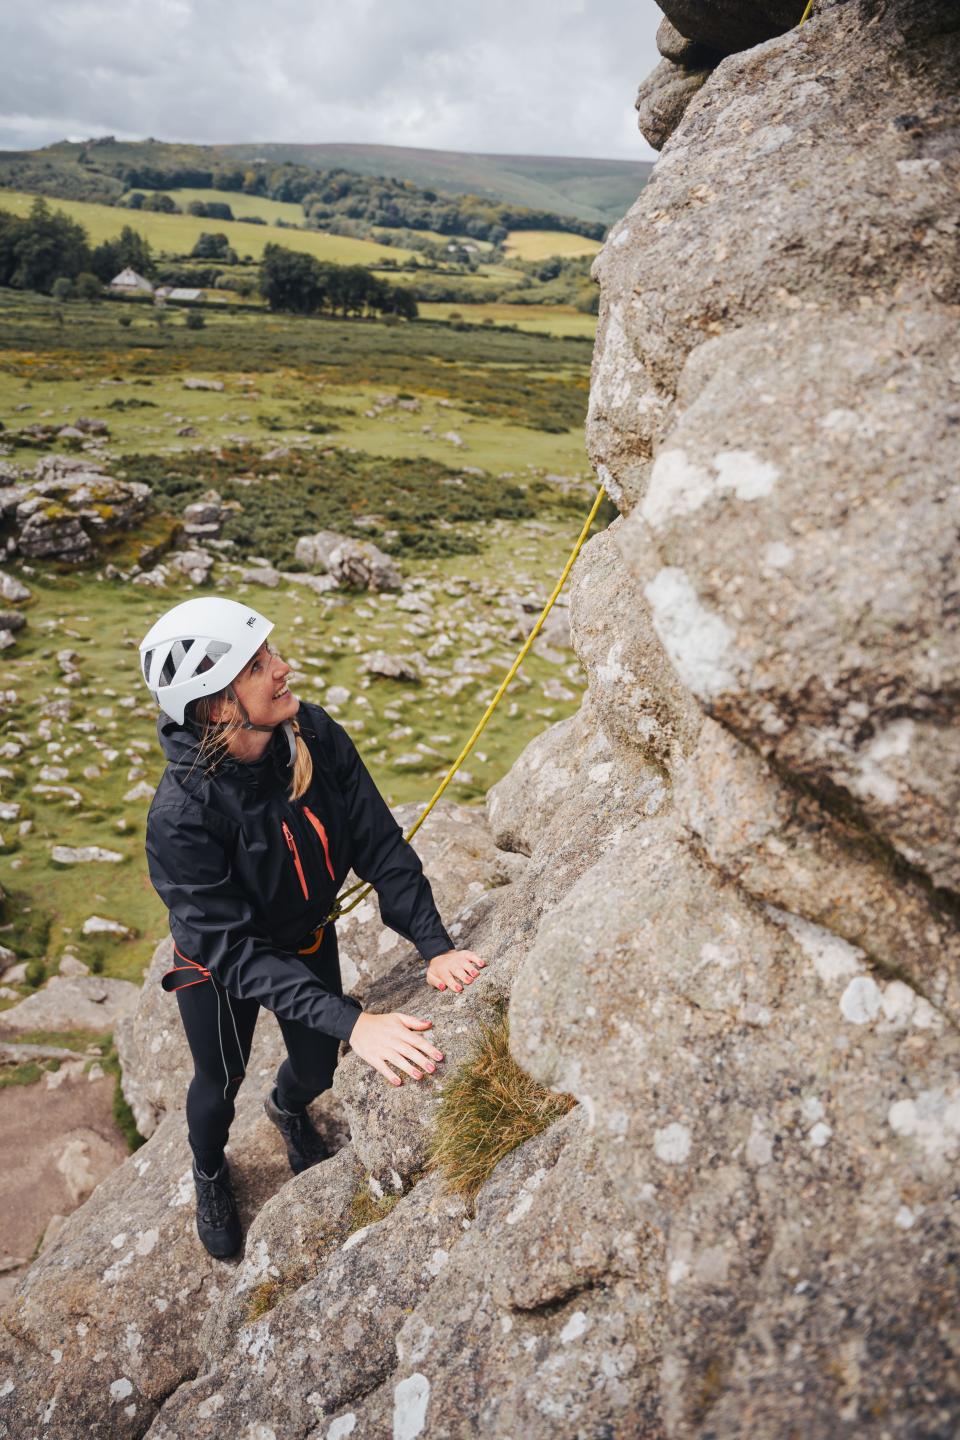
[139,596,486,1259]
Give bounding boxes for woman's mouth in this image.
[273,685,289,700]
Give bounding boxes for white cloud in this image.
[0,0,662,159]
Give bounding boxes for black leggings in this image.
[174,933,346,1175]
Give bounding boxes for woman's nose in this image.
[272,654,291,680]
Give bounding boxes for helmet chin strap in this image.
[224,686,297,767]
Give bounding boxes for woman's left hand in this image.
[426,949,486,993]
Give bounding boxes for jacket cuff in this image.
[418,932,455,963]
[325,994,363,1043]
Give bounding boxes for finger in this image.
[373,1058,402,1088]
[396,1013,433,1028]
[398,1037,443,1068]
[384,1050,425,1081]
[396,1044,436,1074]
[424,972,446,991]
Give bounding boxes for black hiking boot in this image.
[264,1086,330,1174]
[192,1157,242,1259]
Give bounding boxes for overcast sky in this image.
[0,0,662,161]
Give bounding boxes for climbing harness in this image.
[323,482,608,925]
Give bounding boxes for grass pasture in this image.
[417,301,596,339]
[0,189,418,266]
[139,187,309,226]
[503,229,603,261]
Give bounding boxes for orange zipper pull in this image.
[281,820,310,900]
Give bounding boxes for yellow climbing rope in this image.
[324,482,608,923]
[798,0,814,23]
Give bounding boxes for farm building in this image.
[154,286,203,302]
[110,267,153,293]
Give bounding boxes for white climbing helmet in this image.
[139,597,274,724]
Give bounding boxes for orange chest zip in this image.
[281,820,310,899]
[302,806,336,882]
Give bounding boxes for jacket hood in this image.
[156,711,292,792]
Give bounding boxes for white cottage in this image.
[110,267,153,293]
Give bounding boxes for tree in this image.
[7,198,91,292]
[90,225,156,282]
[260,243,326,313]
[191,231,235,261]
[75,271,102,300]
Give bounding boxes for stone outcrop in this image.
[2,1,958,1436]
[295,530,402,591]
[0,975,139,1034]
[0,456,151,563]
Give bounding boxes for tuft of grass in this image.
[427,1000,575,1202]
[0,1058,59,1088]
[99,1038,146,1153]
[346,1181,403,1236]
[245,1274,300,1323]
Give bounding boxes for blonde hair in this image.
[191,690,313,802]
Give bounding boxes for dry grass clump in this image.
[346,1183,403,1235]
[428,1001,575,1202]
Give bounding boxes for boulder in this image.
[51,845,124,864]
[81,916,136,941]
[0,975,139,1034]
[182,378,224,391]
[635,56,713,150]
[10,464,151,563]
[618,305,960,892]
[328,1111,661,1440]
[0,1090,299,1440]
[147,1170,470,1439]
[0,571,30,602]
[295,530,401,592]
[589,0,960,509]
[167,548,214,586]
[509,816,960,1434]
[363,651,422,682]
[239,565,280,588]
[655,0,804,55]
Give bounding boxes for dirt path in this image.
[0,1061,129,1309]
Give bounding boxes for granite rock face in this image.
[2,1,958,1436]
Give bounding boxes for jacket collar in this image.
[157,711,290,791]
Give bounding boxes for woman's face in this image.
[215,639,300,726]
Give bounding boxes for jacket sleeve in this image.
[145,802,362,1042]
[326,716,455,962]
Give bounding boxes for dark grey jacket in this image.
[145,701,453,1041]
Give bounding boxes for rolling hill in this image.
[0,138,650,228]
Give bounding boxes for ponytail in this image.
[190,696,314,803]
[287,717,313,802]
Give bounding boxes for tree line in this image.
[0,198,155,292]
[83,159,607,243]
[259,244,418,318]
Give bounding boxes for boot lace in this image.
[195,1170,234,1228]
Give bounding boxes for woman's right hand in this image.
[348,1011,445,1088]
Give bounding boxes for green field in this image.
[143,187,308,226]
[503,230,603,261]
[0,287,602,994]
[0,190,417,265]
[418,301,596,339]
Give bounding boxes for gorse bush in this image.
[428,1000,575,1202]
